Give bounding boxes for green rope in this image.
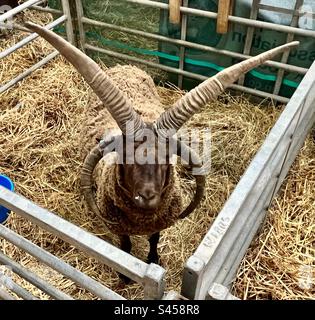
[54,26,300,88]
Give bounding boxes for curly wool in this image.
[95,162,183,236]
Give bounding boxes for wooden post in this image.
[216,0,233,34]
[169,0,182,24]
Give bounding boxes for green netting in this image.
[48,0,315,98]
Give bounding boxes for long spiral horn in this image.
[25,22,145,136]
[155,41,299,136]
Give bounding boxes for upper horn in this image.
[155,41,300,136]
[24,22,145,136]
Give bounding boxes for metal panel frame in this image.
[0,186,166,300]
[0,0,74,94]
[1,0,315,300]
[181,59,315,300]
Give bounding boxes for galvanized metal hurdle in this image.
[182,59,315,300]
[0,186,166,300]
[0,0,166,301]
[0,0,73,94]
[1,0,315,300]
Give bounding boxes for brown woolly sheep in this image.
[25,22,299,279]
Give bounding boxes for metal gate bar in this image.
[0,0,74,93]
[0,287,16,300]
[74,0,314,103]
[0,15,67,60]
[0,272,38,300]
[80,17,307,75]
[181,59,315,300]
[0,252,73,300]
[0,186,166,300]
[177,0,188,89]
[85,42,291,103]
[0,224,125,300]
[238,0,260,86]
[0,51,59,94]
[273,0,303,95]
[125,0,315,37]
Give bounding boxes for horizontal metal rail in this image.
[29,4,63,15]
[81,17,307,75]
[0,0,74,93]
[85,43,290,103]
[0,252,73,300]
[0,15,67,60]
[125,0,315,38]
[258,3,315,18]
[182,59,315,300]
[0,0,43,23]
[0,223,125,300]
[0,186,165,299]
[0,51,59,94]
[0,273,38,300]
[0,288,16,300]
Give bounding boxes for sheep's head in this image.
[120,161,170,210]
[119,136,171,210]
[24,22,299,219]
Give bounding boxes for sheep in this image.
[25,22,298,273]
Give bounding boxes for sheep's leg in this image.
[147,232,160,264]
[119,235,132,284]
[120,235,132,254]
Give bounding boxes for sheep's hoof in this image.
[119,273,132,284]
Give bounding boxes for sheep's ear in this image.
[155,41,299,136]
[24,22,145,136]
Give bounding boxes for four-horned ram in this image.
[25,22,298,275]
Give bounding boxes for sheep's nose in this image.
[134,188,160,209]
[138,190,156,201]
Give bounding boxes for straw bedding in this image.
[0,10,314,300]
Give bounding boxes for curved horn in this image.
[25,22,145,136]
[81,145,103,219]
[155,41,299,135]
[81,136,121,225]
[174,139,206,219]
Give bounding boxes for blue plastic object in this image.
[0,174,14,224]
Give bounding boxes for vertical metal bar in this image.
[178,0,188,89]
[61,0,75,44]
[238,0,260,86]
[75,0,86,52]
[273,0,303,95]
[143,264,166,300]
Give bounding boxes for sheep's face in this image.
[120,163,170,210]
[119,137,172,211]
